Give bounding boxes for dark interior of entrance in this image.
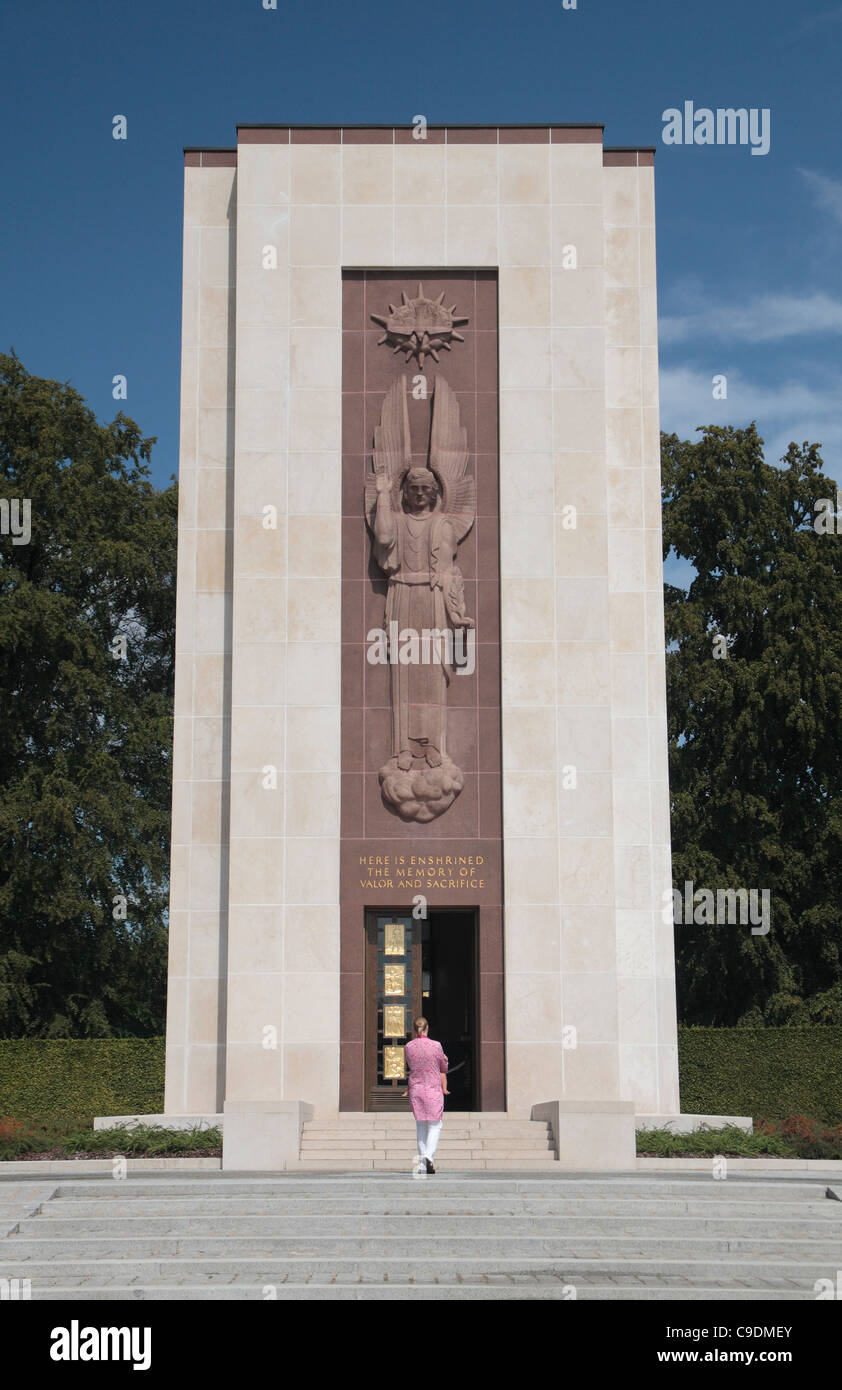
[421,911,476,1111]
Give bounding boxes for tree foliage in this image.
[663,423,842,1025]
[0,353,176,1036]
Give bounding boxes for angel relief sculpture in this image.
[365,373,476,823]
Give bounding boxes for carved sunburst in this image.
[371,283,469,367]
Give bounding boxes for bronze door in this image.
[365,912,422,1111]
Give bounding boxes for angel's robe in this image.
[373,508,460,758]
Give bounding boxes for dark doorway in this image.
[364,908,478,1112]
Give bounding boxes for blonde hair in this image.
[413,1017,429,1036]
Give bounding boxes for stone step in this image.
[303,1121,549,1135]
[21,1284,820,1302]
[284,1158,564,1171]
[33,1199,839,1220]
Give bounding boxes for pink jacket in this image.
[405,1036,449,1122]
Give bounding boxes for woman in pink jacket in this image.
[403,1017,449,1173]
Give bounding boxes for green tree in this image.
[0,353,176,1036]
[663,423,842,1026]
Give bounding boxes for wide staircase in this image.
[1,1173,839,1299]
[292,1112,557,1170]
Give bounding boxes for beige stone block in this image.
[228,836,285,906]
[194,592,227,653]
[562,904,616,973]
[610,653,647,715]
[184,1045,223,1114]
[342,205,394,265]
[234,514,286,579]
[226,974,283,1046]
[184,166,236,228]
[232,642,285,707]
[550,204,603,267]
[238,145,290,207]
[192,717,226,783]
[608,467,644,529]
[554,511,608,577]
[557,770,612,838]
[284,973,340,1041]
[550,144,604,199]
[500,452,554,514]
[196,468,230,532]
[446,145,498,205]
[556,576,608,642]
[501,578,555,642]
[290,267,341,328]
[186,977,223,1046]
[236,259,290,330]
[609,592,646,653]
[230,706,285,766]
[558,837,614,905]
[236,389,288,454]
[500,145,550,204]
[235,451,286,517]
[608,529,645,593]
[506,1043,564,1113]
[642,344,660,408]
[501,512,554,577]
[552,389,604,452]
[501,706,556,771]
[507,973,562,1042]
[236,203,290,269]
[499,268,551,327]
[504,905,561,975]
[654,919,676,977]
[342,144,394,204]
[656,974,678,1043]
[640,287,658,347]
[286,642,341,706]
[191,845,226,911]
[165,978,187,1044]
[287,453,341,515]
[500,204,551,266]
[642,408,661,466]
[284,905,340,973]
[201,227,234,289]
[191,783,226,845]
[603,167,638,226]
[500,389,553,453]
[554,453,606,515]
[556,643,610,706]
[182,223,200,287]
[642,470,662,530]
[503,771,557,836]
[395,204,446,265]
[644,527,663,592]
[224,1042,283,1100]
[189,910,225,979]
[167,909,189,977]
[198,408,232,469]
[619,1045,658,1110]
[559,1043,620,1101]
[285,838,339,903]
[499,327,551,390]
[287,578,340,641]
[286,771,340,837]
[614,844,652,911]
[179,403,198,465]
[650,779,671,846]
[227,906,283,973]
[612,776,651,844]
[605,409,642,468]
[177,468,197,532]
[172,717,193,783]
[395,144,446,203]
[289,389,341,453]
[558,706,611,770]
[446,205,498,265]
[605,226,640,287]
[504,838,559,904]
[181,348,199,409]
[645,590,666,653]
[233,575,286,642]
[639,226,657,289]
[550,267,604,328]
[195,530,227,592]
[656,1043,680,1115]
[605,287,641,348]
[616,910,655,978]
[286,707,341,771]
[291,144,340,205]
[170,779,192,847]
[500,642,556,706]
[169,845,190,911]
[230,767,284,838]
[236,327,290,394]
[290,204,340,266]
[287,514,340,578]
[605,348,642,410]
[551,327,604,390]
[648,717,669,783]
[563,972,619,1042]
[283,1043,339,1109]
[198,346,233,409]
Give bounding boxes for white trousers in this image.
[416,1120,443,1160]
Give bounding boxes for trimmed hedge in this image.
[678,1026,842,1125]
[0,1028,839,1123]
[0,1039,165,1119]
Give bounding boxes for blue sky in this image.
[1,0,840,520]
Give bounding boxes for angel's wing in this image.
[364,375,411,526]
[430,374,475,542]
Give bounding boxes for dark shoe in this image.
[425,1157,435,1173]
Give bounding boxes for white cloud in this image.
[799,168,842,227]
[659,292,842,345]
[658,364,842,477]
